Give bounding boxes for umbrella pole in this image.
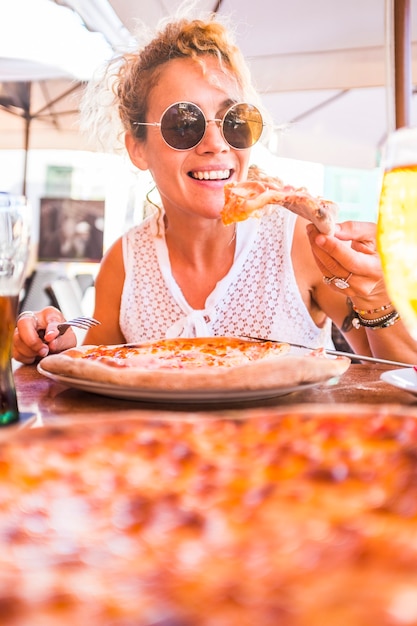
[22,114,30,197]
[394,0,411,128]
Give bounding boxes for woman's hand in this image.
[306,221,389,303]
[12,306,77,364]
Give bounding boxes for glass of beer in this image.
[377,127,417,340]
[0,193,31,425]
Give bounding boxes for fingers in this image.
[307,223,380,275]
[14,309,51,363]
[306,224,352,276]
[306,221,385,298]
[13,306,75,364]
[333,221,377,243]
[12,327,48,363]
[334,222,378,257]
[44,327,77,354]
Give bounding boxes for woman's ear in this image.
[125,132,149,170]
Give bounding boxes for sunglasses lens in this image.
[159,102,263,150]
[222,103,263,149]
[160,102,205,150]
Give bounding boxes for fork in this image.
[38,316,101,340]
[242,336,413,369]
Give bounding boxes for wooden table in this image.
[12,361,417,427]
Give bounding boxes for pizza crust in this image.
[39,337,350,392]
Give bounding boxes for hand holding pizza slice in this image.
[221,165,339,235]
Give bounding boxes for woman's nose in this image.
[197,118,229,152]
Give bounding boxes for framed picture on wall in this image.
[38,198,105,262]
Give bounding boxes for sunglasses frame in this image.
[133,101,264,151]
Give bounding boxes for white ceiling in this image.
[101,0,417,168]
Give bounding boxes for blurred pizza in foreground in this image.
[1,404,417,625]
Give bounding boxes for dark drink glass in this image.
[0,194,31,425]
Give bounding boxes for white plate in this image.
[380,368,417,395]
[37,365,324,403]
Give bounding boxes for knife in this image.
[242,336,413,369]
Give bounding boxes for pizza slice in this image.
[221,165,339,234]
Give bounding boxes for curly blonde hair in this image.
[80,13,264,153]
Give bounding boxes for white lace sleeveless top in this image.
[120,208,333,348]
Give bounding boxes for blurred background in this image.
[0,0,416,313]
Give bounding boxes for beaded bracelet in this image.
[366,312,401,330]
[353,310,397,326]
[352,309,400,330]
[351,301,393,315]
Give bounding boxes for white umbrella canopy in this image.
[0,77,87,151]
[2,0,415,176]
[0,0,114,193]
[102,0,417,169]
[0,76,90,194]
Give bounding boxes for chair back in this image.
[44,276,84,320]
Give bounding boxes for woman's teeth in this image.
[191,170,230,180]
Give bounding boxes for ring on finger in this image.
[17,310,38,324]
[333,273,353,290]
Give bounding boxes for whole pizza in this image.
[38,336,350,392]
[1,405,417,625]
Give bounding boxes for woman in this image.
[13,15,417,365]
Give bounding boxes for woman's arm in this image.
[308,221,417,364]
[12,238,126,364]
[83,238,126,346]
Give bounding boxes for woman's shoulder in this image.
[94,237,124,286]
[124,211,160,241]
[102,235,123,259]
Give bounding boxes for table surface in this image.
[11,360,417,428]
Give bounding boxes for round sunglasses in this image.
[133,101,264,150]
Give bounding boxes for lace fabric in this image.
[120,208,333,348]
